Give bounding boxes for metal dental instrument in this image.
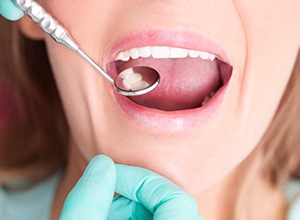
[13,0,160,96]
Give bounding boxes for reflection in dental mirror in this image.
[114,67,160,96]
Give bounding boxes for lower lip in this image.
[109,82,230,135]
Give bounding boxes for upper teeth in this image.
[115,46,216,62]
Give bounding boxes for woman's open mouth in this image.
[107,43,232,112]
[104,31,234,133]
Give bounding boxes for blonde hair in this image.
[0,19,299,218]
[224,43,300,219]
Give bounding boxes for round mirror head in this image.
[114,66,160,96]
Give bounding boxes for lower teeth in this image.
[201,91,216,106]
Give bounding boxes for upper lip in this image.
[105,29,233,67]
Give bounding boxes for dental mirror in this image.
[114,67,160,96]
[14,0,160,96]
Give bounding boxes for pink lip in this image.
[105,30,233,135]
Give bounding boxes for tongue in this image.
[117,57,221,111]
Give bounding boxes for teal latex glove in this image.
[60,155,204,220]
[0,0,24,20]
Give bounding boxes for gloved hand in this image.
[59,155,204,220]
[0,0,24,20]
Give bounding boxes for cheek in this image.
[233,0,300,155]
[44,37,108,157]
[43,0,122,53]
[42,0,119,157]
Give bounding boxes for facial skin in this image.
[32,0,300,211]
